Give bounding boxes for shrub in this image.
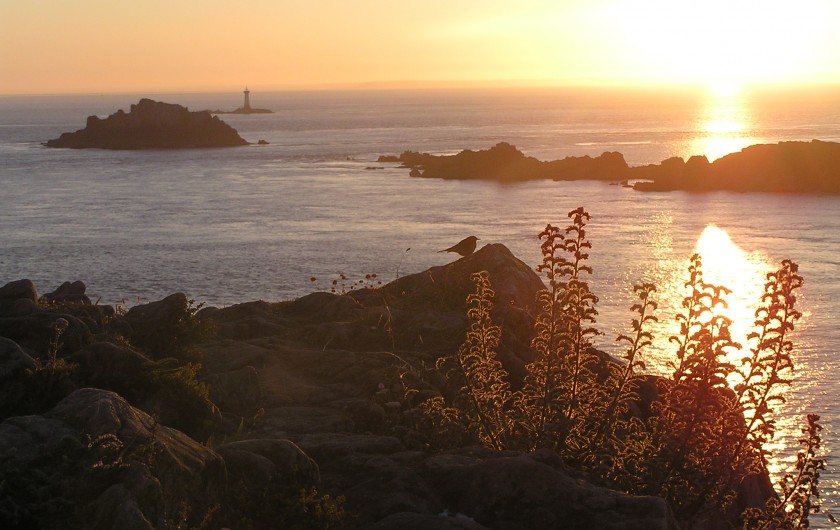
[128,296,215,363]
[421,271,511,449]
[419,207,825,527]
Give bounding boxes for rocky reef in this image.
[380,142,629,182]
[45,99,249,149]
[631,140,840,193]
[0,245,776,529]
[380,140,840,193]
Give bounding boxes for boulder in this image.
[124,293,188,332]
[216,438,320,490]
[67,341,152,391]
[369,512,490,529]
[0,279,40,316]
[424,452,679,530]
[0,337,36,379]
[43,280,91,305]
[122,292,197,358]
[208,365,262,414]
[0,389,226,529]
[0,312,92,357]
[0,279,39,304]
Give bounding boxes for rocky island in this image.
[45,99,249,149]
[631,139,840,193]
[379,142,628,182]
[1,230,813,529]
[380,140,840,193]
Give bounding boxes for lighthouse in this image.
[243,87,251,110]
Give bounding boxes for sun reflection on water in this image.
[693,225,772,348]
[646,224,806,487]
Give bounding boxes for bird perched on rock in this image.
[439,236,479,257]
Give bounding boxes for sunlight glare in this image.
[694,225,772,351]
[709,82,742,99]
[609,0,837,88]
[691,90,756,161]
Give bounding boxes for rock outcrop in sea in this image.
[45,99,249,149]
[631,139,840,193]
[380,142,629,182]
[380,140,840,193]
[0,245,774,528]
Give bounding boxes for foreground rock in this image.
[195,244,683,528]
[0,389,226,529]
[45,99,249,149]
[0,244,775,528]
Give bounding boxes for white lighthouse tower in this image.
[243,87,251,110]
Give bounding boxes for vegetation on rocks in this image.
[417,207,825,529]
[0,206,830,529]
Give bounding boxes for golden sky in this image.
[2,0,840,94]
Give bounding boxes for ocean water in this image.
[1,87,840,525]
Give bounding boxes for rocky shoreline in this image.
[380,140,840,193]
[0,245,777,529]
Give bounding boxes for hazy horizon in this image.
[3,1,840,96]
[3,80,840,100]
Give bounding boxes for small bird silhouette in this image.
[439,236,479,257]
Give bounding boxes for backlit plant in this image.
[419,206,825,529]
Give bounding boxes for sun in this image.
[708,82,741,99]
[607,0,836,89]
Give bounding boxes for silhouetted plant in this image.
[222,478,347,529]
[0,318,77,422]
[422,271,512,449]
[742,414,825,530]
[513,207,600,454]
[412,208,826,529]
[701,259,805,515]
[130,298,215,363]
[512,222,568,450]
[147,360,215,441]
[586,283,658,475]
[734,260,802,469]
[646,254,746,521]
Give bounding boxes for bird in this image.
[439,236,479,257]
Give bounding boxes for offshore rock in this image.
[633,140,840,193]
[383,139,840,193]
[384,142,630,182]
[45,99,249,149]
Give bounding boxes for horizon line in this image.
[3,79,840,98]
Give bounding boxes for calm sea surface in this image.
[1,87,840,525]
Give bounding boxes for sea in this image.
[2,86,840,525]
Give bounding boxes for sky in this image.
[2,0,840,95]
